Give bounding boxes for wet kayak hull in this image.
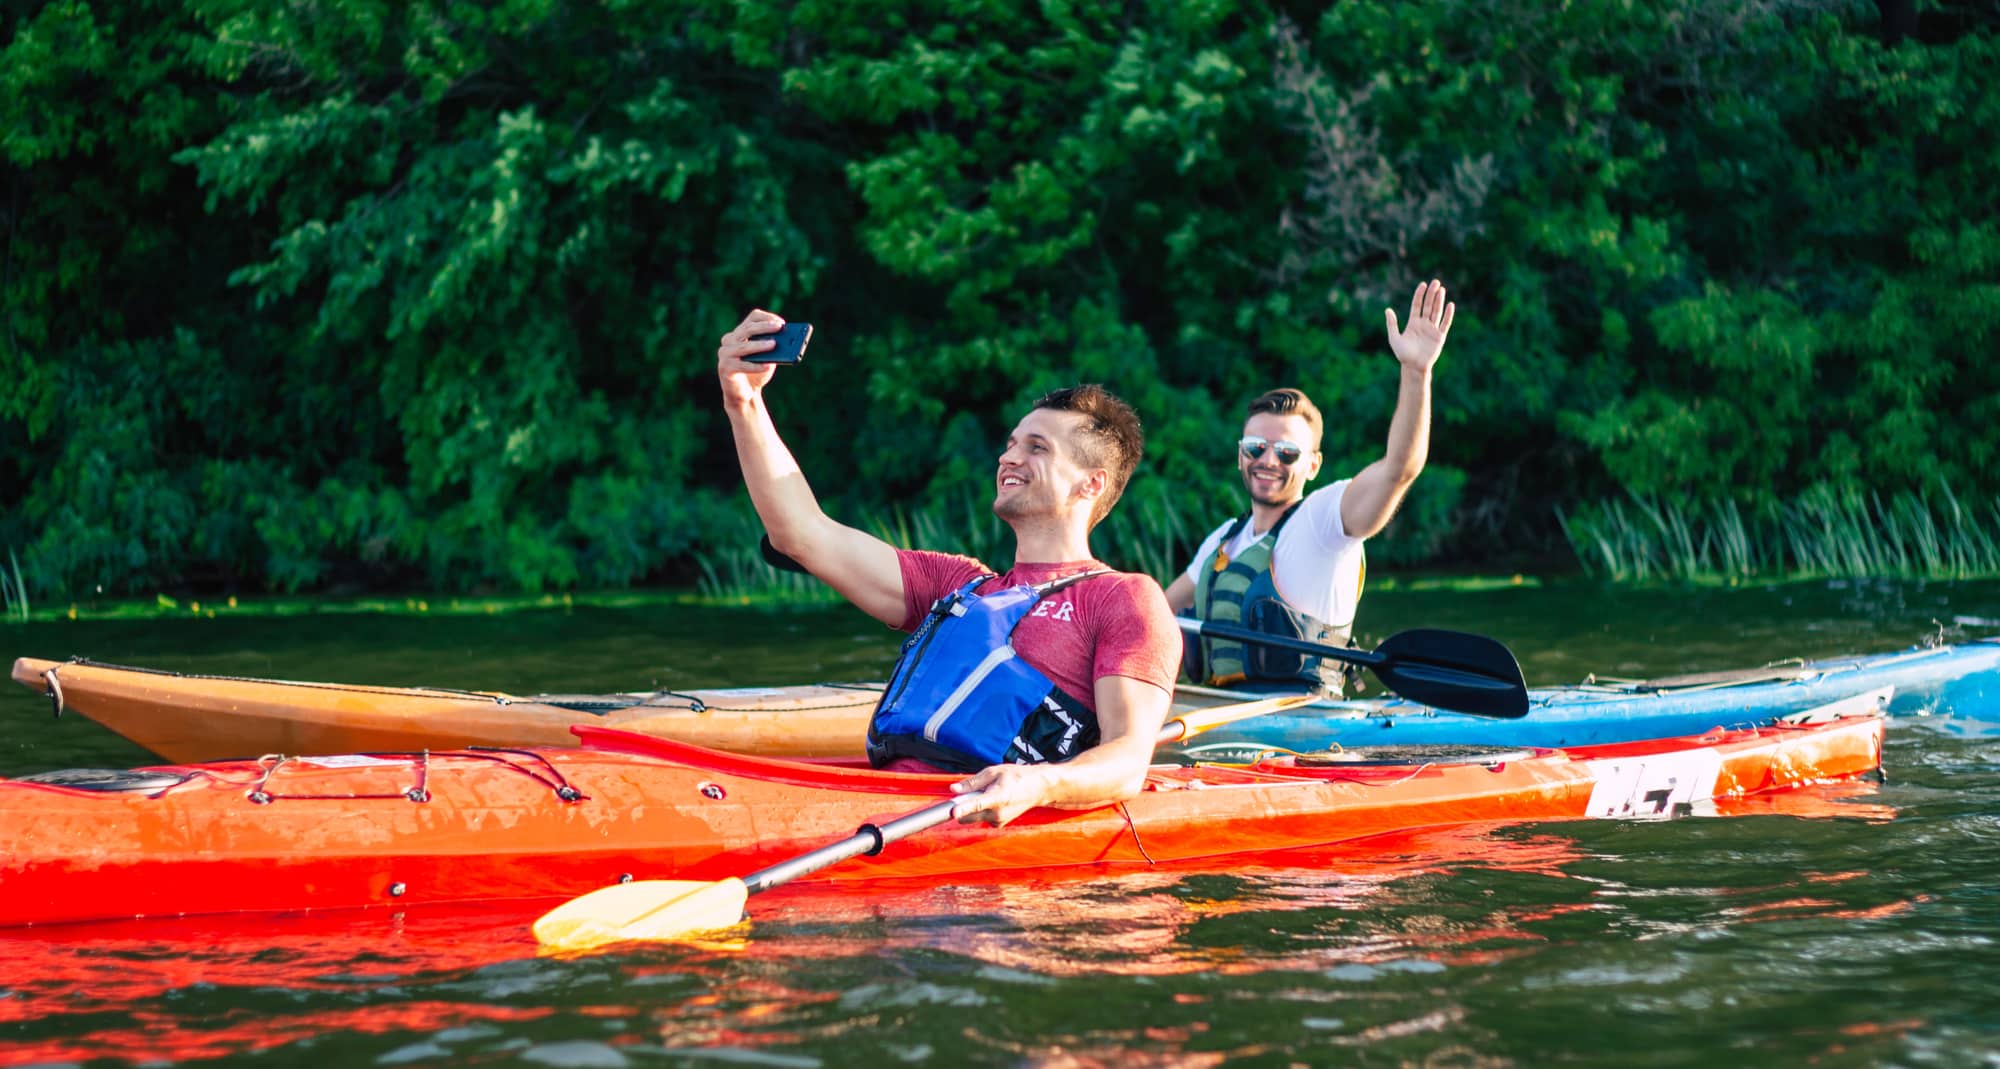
[0,714,1885,928]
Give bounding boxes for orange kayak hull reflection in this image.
[0,717,1885,928]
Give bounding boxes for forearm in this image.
[1379,364,1433,483]
[1033,676,1171,807]
[724,390,830,552]
[1020,734,1158,809]
[952,677,1171,823]
[720,379,906,624]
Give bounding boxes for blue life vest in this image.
[867,570,1110,772]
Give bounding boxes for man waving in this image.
[1166,280,1456,694]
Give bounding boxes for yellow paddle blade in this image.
[533,877,750,952]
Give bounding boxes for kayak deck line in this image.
[25,656,891,715]
[8,655,894,760]
[27,656,518,711]
[1569,641,1971,695]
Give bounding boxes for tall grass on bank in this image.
[1097,480,1195,584]
[692,542,847,605]
[1561,486,2000,583]
[692,485,1205,604]
[1,550,27,623]
[862,484,1193,582]
[868,494,1011,570]
[689,494,1013,605]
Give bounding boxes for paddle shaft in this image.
[742,797,960,893]
[1178,616,1383,668]
[737,694,1315,896]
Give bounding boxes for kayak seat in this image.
[13,768,190,793]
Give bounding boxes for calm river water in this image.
[3,577,1999,1067]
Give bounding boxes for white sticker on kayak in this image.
[699,688,787,697]
[295,754,406,768]
[1583,748,1724,820]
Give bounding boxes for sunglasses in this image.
[1238,436,1307,465]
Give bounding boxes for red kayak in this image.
[0,715,1885,928]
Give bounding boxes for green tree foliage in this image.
[3,0,1996,599]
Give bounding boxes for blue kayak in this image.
[1173,637,2000,758]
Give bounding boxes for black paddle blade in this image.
[1372,628,1530,719]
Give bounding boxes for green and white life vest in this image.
[1186,505,1350,693]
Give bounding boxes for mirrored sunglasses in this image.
[1238,436,1306,465]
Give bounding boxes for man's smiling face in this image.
[995,407,1099,524]
[1238,411,1322,508]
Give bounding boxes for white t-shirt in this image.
[1178,479,1365,628]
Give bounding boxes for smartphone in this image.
[745,322,812,364]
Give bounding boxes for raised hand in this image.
[716,308,785,404]
[1385,279,1455,374]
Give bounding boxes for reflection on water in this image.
[0,779,1951,1066]
[1,579,1998,1065]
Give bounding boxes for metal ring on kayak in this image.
[14,768,189,793]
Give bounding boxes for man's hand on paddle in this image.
[950,763,1056,827]
[717,308,786,404]
[950,676,1170,826]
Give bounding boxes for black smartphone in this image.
[745,322,812,364]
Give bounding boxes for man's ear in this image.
[1076,468,1109,504]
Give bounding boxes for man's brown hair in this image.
[1032,384,1144,527]
[1246,387,1323,446]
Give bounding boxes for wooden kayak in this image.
[0,711,1885,928]
[12,637,1994,760]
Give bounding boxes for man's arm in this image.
[949,674,1172,825]
[1340,279,1454,541]
[1164,524,1229,615]
[719,309,905,626]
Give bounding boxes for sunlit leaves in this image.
[4,0,1998,599]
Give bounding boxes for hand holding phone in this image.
[745,322,812,364]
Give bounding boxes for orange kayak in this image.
[0,714,1885,928]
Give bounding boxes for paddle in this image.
[764,534,1523,716]
[532,691,1317,952]
[1176,617,1529,719]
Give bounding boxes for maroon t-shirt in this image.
[893,549,1181,709]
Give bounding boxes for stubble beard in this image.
[992,487,1039,525]
[1241,467,1301,509]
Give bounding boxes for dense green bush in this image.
[5,0,1996,599]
